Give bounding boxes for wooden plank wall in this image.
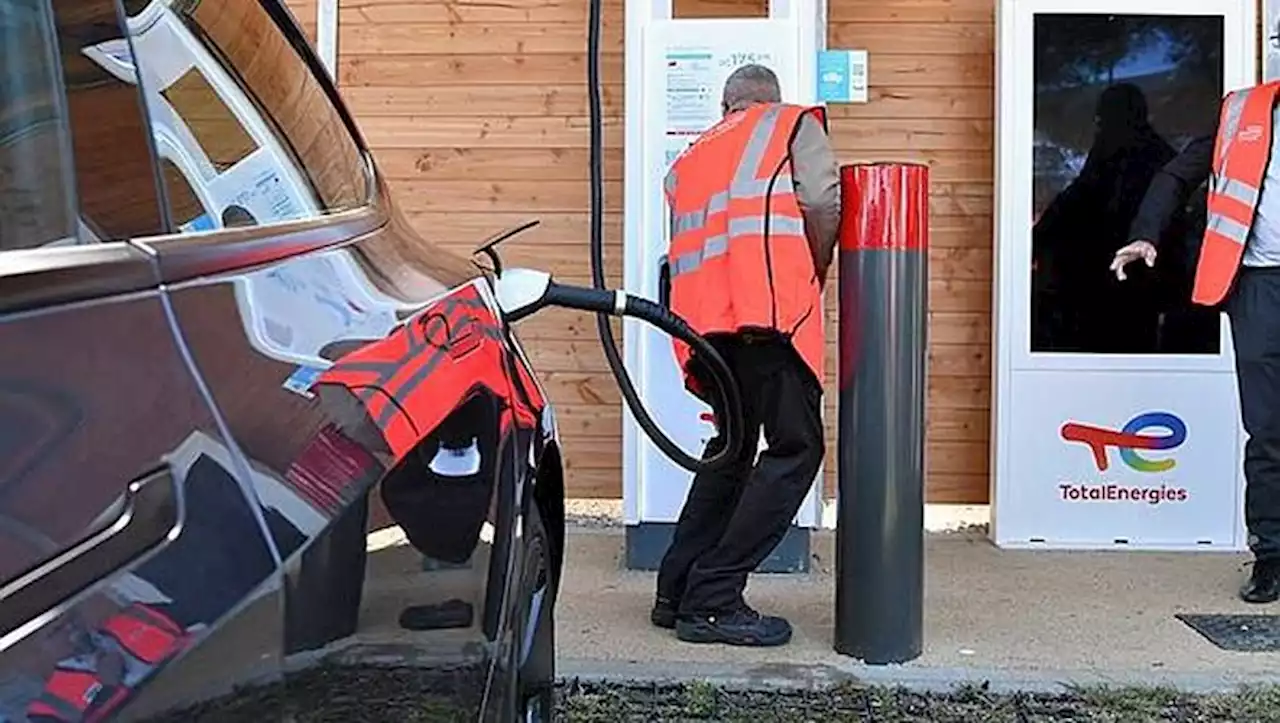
[286,0,319,46]
[326,0,995,503]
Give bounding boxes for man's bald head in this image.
[721,64,782,116]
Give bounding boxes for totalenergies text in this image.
[1058,482,1189,505]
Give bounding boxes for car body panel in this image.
[0,0,290,716]
[0,286,286,722]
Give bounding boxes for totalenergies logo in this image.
[1060,412,1187,473]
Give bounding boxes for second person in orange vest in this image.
[651,64,840,647]
[1112,80,1280,604]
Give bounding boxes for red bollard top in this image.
[839,163,929,252]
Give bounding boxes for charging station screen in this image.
[1030,13,1223,356]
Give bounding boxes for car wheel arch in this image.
[530,440,565,593]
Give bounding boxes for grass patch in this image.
[557,679,1280,722]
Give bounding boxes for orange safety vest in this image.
[664,102,827,390]
[26,668,127,723]
[99,602,188,666]
[316,283,545,462]
[1195,81,1280,305]
[27,604,188,722]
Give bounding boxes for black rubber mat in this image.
[399,600,474,631]
[1176,613,1280,652]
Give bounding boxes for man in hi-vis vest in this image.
[651,65,840,647]
[1112,81,1280,604]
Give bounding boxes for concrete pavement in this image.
[552,526,1278,693]
[352,503,1280,694]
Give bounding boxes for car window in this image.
[0,1,79,250]
[0,0,172,251]
[104,0,369,235]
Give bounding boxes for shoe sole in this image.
[674,621,792,647]
[1240,592,1280,604]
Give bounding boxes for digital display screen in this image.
[1030,13,1223,355]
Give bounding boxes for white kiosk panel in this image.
[993,0,1255,549]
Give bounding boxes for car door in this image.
[0,1,285,721]
[108,0,398,666]
[102,0,541,717]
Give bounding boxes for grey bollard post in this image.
[834,162,928,665]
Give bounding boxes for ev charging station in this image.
[620,0,831,570]
[991,0,1255,550]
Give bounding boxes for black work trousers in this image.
[655,335,825,616]
[1227,268,1280,562]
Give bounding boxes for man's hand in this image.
[1110,240,1157,281]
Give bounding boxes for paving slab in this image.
[550,527,1280,692]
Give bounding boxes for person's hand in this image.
[1110,240,1157,281]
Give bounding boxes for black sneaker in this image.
[650,596,678,629]
[674,605,792,647]
[1241,558,1280,604]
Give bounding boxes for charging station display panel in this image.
[628,17,822,525]
[993,0,1254,549]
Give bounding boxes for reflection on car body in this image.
[0,0,565,720]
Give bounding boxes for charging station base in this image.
[623,523,811,573]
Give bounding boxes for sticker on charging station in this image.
[283,365,324,398]
[181,213,215,233]
[817,50,868,104]
[665,49,717,133]
[209,149,307,227]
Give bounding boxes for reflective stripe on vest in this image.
[1195,82,1280,305]
[670,212,808,277]
[670,176,793,236]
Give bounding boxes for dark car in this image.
[0,0,565,720]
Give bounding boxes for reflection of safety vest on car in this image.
[664,102,827,392]
[26,604,189,723]
[1195,81,1280,305]
[315,283,545,464]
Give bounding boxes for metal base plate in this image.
[1176,613,1280,652]
[624,523,810,573]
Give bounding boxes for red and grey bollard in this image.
[834,162,928,665]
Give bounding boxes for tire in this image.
[512,502,556,722]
